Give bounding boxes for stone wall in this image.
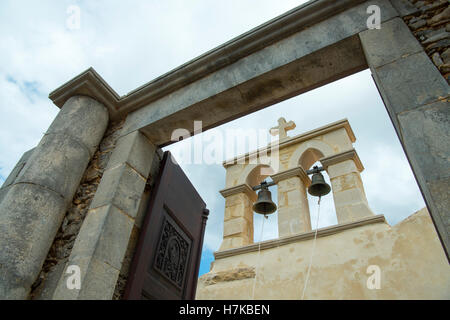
[403,0,450,82]
[31,120,124,299]
[197,208,450,299]
[112,148,162,300]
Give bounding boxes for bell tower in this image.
[218,118,374,251]
[197,118,448,300]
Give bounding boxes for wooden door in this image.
[124,151,208,300]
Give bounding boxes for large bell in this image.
[308,171,331,197]
[252,187,277,215]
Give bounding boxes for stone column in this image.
[0,95,109,299]
[359,17,450,259]
[219,184,256,251]
[272,167,312,237]
[0,147,35,204]
[321,149,374,224]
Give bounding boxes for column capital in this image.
[271,166,311,187]
[320,149,364,172]
[219,183,257,202]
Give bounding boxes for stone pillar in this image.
[360,17,450,258]
[52,127,158,300]
[0,147,35,204]
[0,95,109,299]
[272,167,312,237]
[321,149,374,224]
[219,184,256,251]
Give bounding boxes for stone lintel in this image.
[223,119,356,168]
[49,0,368,122]
[214,214,386,259]
[219,183,257,202]
[320,148,364,172]
[271,166,311,187]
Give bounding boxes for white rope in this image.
[251,215,267,300]
[301,196,321,300]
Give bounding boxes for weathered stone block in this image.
[0,183,66,299]
[69,205,133,270]
[360,18,423,68]
[335,202,374,224]
[326,160,360,179]
[90,164,147,218]
[34,261,67,300]
[372,52,450,115]
[427,177,450,234]
[52,256,90,300]
[231,237,246,248]
[0,186,11,205]
[278,206,311,236]
[331,172,364,193]
[46,95,109,156]
[223,217,249,237]
[1,147,35,189]
[219,238,233,251]
[225,194,245,207]
[398,100,450,182]
[277,177,301,193]
[16,133,90,201]
[54,255,119,300]
[93,206,134,270]
[390,0,420,16]
[224,204,244,221]
[231,0,398,85]
[332,188,369,208]
[106,130,156,178]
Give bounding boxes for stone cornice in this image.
[320,148,364,172]
[49,68,120,118]
[219,183,257,202]
[271,166,311,187]
[49,0,366,120]
[214,214,386,259]
[223,119,356,167]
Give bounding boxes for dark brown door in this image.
[124,151,208,300]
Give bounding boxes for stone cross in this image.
[270,117,296,140]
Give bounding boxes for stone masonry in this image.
[30,120,125,299]
[401,0,450,82]
[0,96,109,299]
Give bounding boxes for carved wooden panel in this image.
[153,212,192,289]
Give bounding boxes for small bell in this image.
[308,171,331,197]
[252,184,277,215]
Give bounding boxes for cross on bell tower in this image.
[270,117,296,140]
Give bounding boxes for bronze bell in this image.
[308,171,331,197]
[253,186,277,215]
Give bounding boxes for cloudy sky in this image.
[0,0,426,277]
